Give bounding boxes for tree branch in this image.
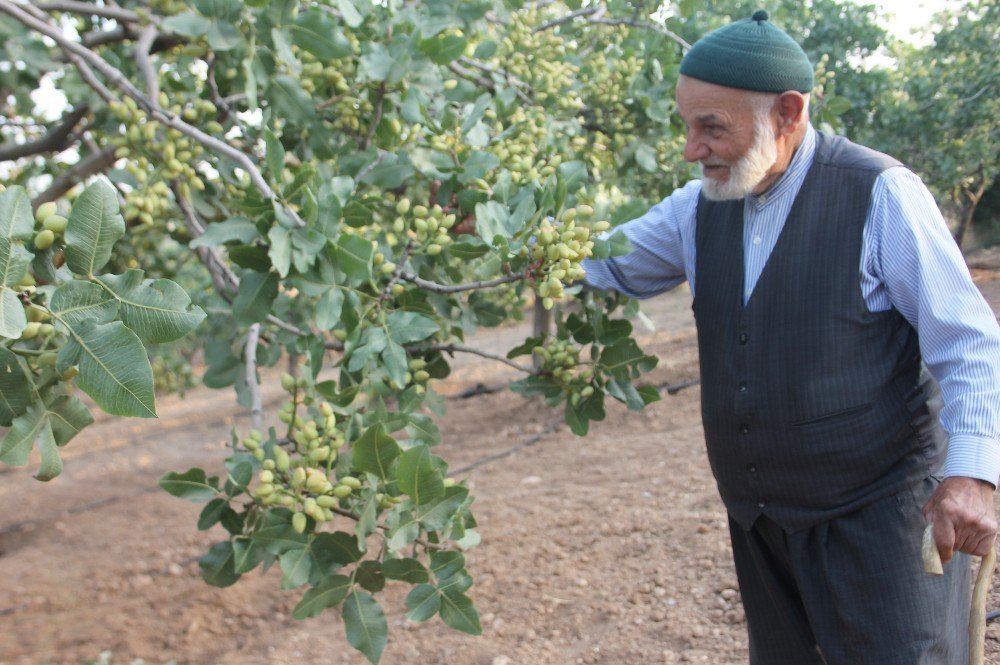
[399,270,526,294]
[32,146,116,206]
[0,104,89,161]
[420,343,534,374]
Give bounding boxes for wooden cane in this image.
[922,523,997,665]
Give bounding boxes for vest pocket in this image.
[790,403,873,428]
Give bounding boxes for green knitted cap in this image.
[679,10,814,94]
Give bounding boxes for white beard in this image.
[700,117,778,201]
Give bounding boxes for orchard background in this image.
[0,1,997,664]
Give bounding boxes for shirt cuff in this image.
[941,433,1000,487]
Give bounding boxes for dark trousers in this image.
[728,476,971,664]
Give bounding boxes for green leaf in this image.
[0,185,34,241]
[253,523,309,555]
[382,557,429,584]
[233,271,278,326]
[189,217,260,248]
[337,0,364,27]
[70,321,156,418]
[386,311,439,345]
[199,541,241,587]
[198,498,228,530]
[268,226,292,277]
[0,237,31,288]
[264,128,285,178]
[333,234,374,286]
[355,560,386,593]
[404,414,441,447]
[397,444,445,505]
[291,10,352,60]
[162,12,211,37]
[439,588,482,635]
[351,423,401,480]
[342,591,387,664]
[33,420,62,481]
[233,537,269,574]
[269,75,316,123]
[419,33,467,65]
[0,287,26,339]
[64,180,125,277]
[475,201,518,246]
[0,402,46,468]
[405,584,440,622]
[159,468,220,502]
[0,347,29,426]
[293,574,351,619]
[825,96,852,115]
[279,545,313,589]
[359,155,415,189]
[45,394,93,446]
[430,550,466,582]
[97,270,206,343]
[49,280,118,330]
[415,488,468,531]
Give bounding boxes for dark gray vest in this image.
[693,132,946,532]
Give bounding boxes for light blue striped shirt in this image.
[583,125,1000,485]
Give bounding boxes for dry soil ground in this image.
[2,254,1000,665]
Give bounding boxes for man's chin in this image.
[701,178,747,201]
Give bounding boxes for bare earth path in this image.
[2,262,999,665]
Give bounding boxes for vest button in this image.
[746,463,757,472]
[738,382,748,393]
[739,332,748,344]
[740,423,750,435]
[757,500,766,509]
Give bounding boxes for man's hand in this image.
[922,476,998,563]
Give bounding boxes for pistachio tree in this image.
[0,1,691,661]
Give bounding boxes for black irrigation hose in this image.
[987,608,1000,623]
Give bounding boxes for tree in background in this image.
[863,0,999,248]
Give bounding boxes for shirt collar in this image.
[748,124,817,208]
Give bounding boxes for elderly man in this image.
[582,10,1000,663]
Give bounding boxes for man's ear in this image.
[776,91,807,135]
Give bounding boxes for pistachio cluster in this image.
[109,96,215,221]
[532,337,596,403]
[529,206,610,309]
[389,199,457,256]
[244,374,402,534]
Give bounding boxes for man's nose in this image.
[683,137,709,163]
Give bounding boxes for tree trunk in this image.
[953,177,988,251]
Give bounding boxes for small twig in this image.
[135,25,160,102]
[363,81,387,150]
[245,323,263,431]
[399,270,526,294]
[379,240,415,301]
[533,6,602,32]
[36,0,143,24]
[420,343,533,374]
[588,17,691,50]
